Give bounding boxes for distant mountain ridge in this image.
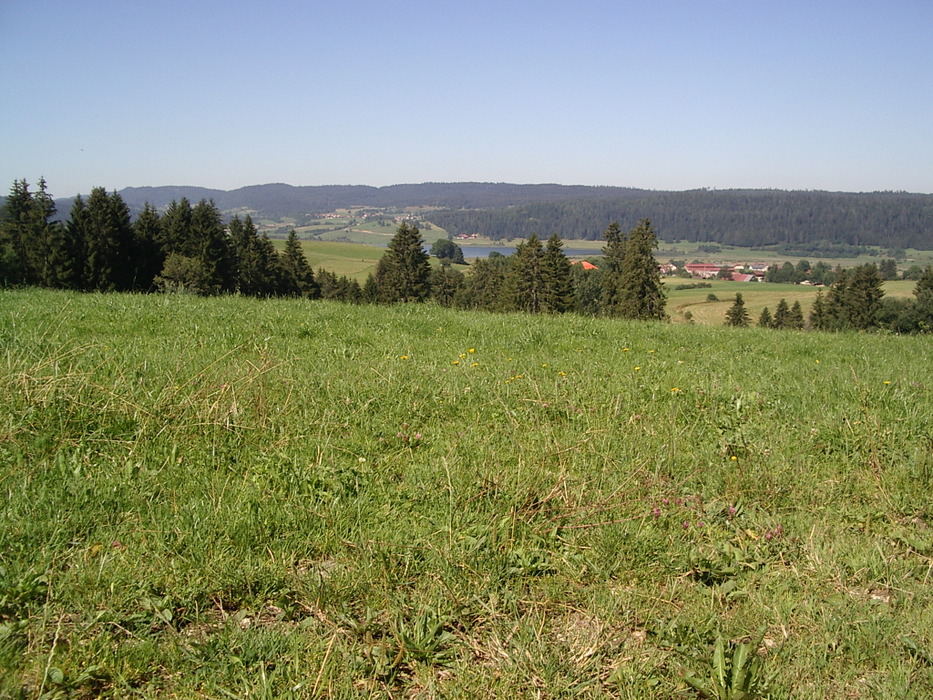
[113,182,650,216]
[46,182,933,250]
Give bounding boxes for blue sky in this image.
[2,0,931,197]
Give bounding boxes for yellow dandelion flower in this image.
[400,355,409,360]
[468,348,475,354]
[452,360,460,365]
[541,363,548,367]
[622,347,629,352]
[648,349,655,354]
[730,455,738,461]
[671,387,680,393]
[471,362,479,367]
[558,371,567,377]
[633,366,641,371]
[883,380,891,385]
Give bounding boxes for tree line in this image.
[0,179,317,297]
[4,178,931,332]
[372,218,666,320]
[0,179,669,320]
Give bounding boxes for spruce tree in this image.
[599,222,626,314]
[758,307,773,328]
[773,298,790,329]
[430,262,464,307]
[190,199,235,295]
[788,300,805,329]
[131,203,164,291]
[30,178,71,288]
[725,293,750,326]
[541,234,575,313]
[825,269,850,329]
[616,219,666,320]
[316,268,340,299]
[158,198,193,257]
[0,179,34,284]
[281,229,318,298]
[80,187,134,291]
[362,273,380,303]
[504,234,545,313]
[455,256,508,311]
[373,221,431,302]
[845,264,884,330]
[912,266,933,331]
[229,215,286,296]
[0,178,65,286]
[809,290,827,330]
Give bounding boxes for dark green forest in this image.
[430,189,933,249]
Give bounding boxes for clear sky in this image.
[2,0,931,197]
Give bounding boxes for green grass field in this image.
[665,279,917,325]
[3,290,930,698]
[271,239,385,279]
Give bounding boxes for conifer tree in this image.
[758,306,773,328]
[809,290,828,330]
[362,273,380,303]
[131,203,164,291]
[316,267,340,299]
[788,300,805,329]
[504,234,545,312]
[912,266,933,331]
[189,199,234,295]
[158,198,193,256]
[281,229,319,298]
[599,222,626,314]
[228,215,287,296]
[725,293,750,326]
[773,298,790,329]
[430,262,464,307]
[616,219,666,320]
[0,179,34,284]
[455,256,508,311]
[845,264,884,330]
[825,269,850,329]
[541,234,575,313]
[0,178,63,286]
[83,187,135,291]
[30,178,70,288]
[373,221,431,302]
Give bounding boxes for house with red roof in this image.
[684,263,723,279]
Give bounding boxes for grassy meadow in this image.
[271,239,385,280]
[1,289,932,698]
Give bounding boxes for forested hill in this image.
[430,189,933,250]
[45,182,933,250]
[112,182,649,217]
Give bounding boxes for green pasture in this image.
[665,279,916,325]
[1,288,931,697]
[271,239,384,279]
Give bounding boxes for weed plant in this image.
[1,289,931,697]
